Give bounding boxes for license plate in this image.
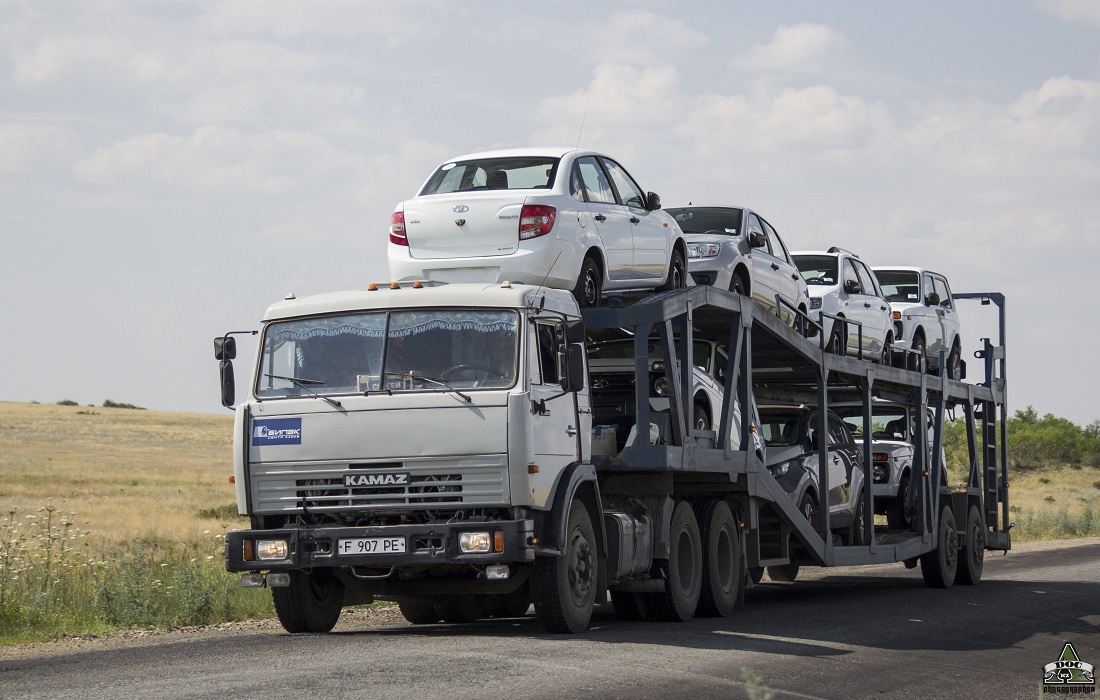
[337,537,406,555]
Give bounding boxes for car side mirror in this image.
[748,231,766,248]
[925,291,941,306]
[215,336,237,360]
[219,359,236,408]
[843,279,862,295]
[645,191,661,211]
[561,343,586,393]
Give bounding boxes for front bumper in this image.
[225,519,536,571]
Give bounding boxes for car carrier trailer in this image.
[214,282,1009,634]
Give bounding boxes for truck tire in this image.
[396,598,442,624]
[610,590,652,621]
[886,473,912,530]
[694,499,740,617]
[434,596,484,624]
[532,499,597,633]
[487,582,531,618]
[957,505,985,585]
[920,504,958,588]
[650,501,702,622]
[272,569,344,633]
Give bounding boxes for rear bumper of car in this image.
[388,238,579,289]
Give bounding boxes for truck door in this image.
[529,320,580,468]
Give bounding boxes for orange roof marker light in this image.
[367,283,378,291]
[413,281,423,288]
[391,282,401,289]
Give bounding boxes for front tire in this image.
[650,501,702,622]
[957,505,985,585]
[272,569,345,634]
[947,341,963,380]
[658,249,686,292]
[886,473,912,530]
[532,500,597,633]
[572,256,602,308]
[920,504,958,588]
[848,486,870,547]
[694,500,741,617]
[910,334,926,372]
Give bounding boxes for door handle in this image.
[880,306,887,311]
[566,425,578,437]
[629,216,640,224]
[863,302,871,308]
[593,213,606,222]
[771,263,780,270]
[791,273,800,280]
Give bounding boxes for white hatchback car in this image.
[792,248,894,364]
[873,266,963,379]
[388,147,687,307]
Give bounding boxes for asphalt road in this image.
[1,538,1097,700]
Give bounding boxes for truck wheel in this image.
[694,500,740,617]
[396,598,441,624]
[272,569,345,633]
[650,501,702,622]
[532,499,597,633]
[572,257,602,308]
[886,474,912,530]
[957,505,985,585]
[766,563,799,582]
[434,596,484,624]
[487,582,531,618]
[920,504,958,588]
[610,590,652,621]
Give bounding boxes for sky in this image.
[2,0,1098,425]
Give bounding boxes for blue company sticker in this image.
[252,417,302,446]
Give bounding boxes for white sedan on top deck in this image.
[387,147,687,307]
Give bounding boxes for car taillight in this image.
[389,211,408,246]
[519,205,556,240]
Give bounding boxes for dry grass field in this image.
[0,401,244,545]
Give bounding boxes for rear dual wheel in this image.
[649,501,702,621]
[920,504,958,588]
[694,500,741,618]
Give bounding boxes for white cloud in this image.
[0,123,82,175]
[1032,0,1100,26]
[588,10,709,65]
[733,24,849,74]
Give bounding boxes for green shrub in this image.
[55,399,78,406]
[102,400,146,410]
[196,504,242,521]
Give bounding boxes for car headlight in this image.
[652,375,669,396]
[872,464,887,482]
[809,298,822,310]
[687,242,721,258]
[769,461,790,477]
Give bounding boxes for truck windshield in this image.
[256,309,519,397]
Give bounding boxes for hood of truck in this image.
[398,191,556,260]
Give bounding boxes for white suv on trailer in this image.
[388,147,687,307]
[873,266,963,379]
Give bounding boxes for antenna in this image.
[531,251,563,313]
[575,111,586,151]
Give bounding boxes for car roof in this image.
[873,265,944,276]
[436,147,595,162]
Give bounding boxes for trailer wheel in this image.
[487,582,531,618]
[920,504,958,588]
[886,473,912,530]
[396,598,442,624]
[610,590,652,621]
[435,596,485,624]
[957,505,985,585]
[532,499,596,633]
[272,569,345,633]
[650,501,702,622]
[694,500,740,617]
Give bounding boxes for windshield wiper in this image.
[264,373,342,408]
[383,372,471,403]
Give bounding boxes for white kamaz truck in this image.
[215,283,1010,634]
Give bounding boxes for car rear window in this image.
[420,156,560,195]
[875,270,921,303]
[666,207,744,235]
[793,255,838,286]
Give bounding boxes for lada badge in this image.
[452,205,469,213]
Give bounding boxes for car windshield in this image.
[833,407,908,440]
[588,339,714,372]
[419,156,560,195]
[665,207,744,235]
[793,255,838,286]
[758,410,802,447]
[256,309,519,396]
[875,270,921,303]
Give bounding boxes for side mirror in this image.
[214,336,237,360]
[645,191,662,211]
[747,231,766,248]
[219,359,236,408]
[565,319,586,344]
[925,291,941,306]
[843,279,862,295]
[561,343,586,393]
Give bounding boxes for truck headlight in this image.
[459,532,491,553]
[687,242,721,258]
[255,539,289,561]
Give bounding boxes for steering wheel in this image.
[440,364,503,382]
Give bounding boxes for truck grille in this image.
[249,456,508,513]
